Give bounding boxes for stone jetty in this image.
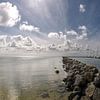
[62,57,100,100]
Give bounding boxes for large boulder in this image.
[74,74,86,87]
[84,72,94,83]
[93,88,100,100]
[94,73,100,88]
[85,83,95,98]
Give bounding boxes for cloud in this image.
[47,32,78,50]
[48,32,60,39]
[79,4,86,13]
[77,25,87,40]
[19,24,34,32]
[0,35,38,49]
[0,2,21,27]
[59,32,66,40]
[48,32,66,40]
[19,22,40,32]
[65,30,78,41]
[47,26,88,51]
[78,25,87,30]
[76,34,87,40]
[48,26,88,47]
[66,30,78,36]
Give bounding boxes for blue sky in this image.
[0,0,100,45]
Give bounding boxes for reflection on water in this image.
[0,57,67,100]
[72,57,100,69]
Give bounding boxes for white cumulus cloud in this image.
[77,25,87,40]
[78,25,87,30]
[66,30,78,36]
[79,4,86,13]
[65,30,78,41]
[48,32,60,39]
[0,2,21,27]
[0,35,38,49]
[19,22,40,32]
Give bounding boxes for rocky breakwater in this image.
[62,57,100,100]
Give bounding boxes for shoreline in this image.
[67,56,100,59]
[62,57,100,100]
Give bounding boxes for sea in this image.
[0,56,99,100]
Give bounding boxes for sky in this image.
[0,0,100,50]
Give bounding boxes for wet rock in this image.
[93,88,100,100]
[72,95,80,100]
[54,67,57,69]
[92,68,98,74]
[62,57,100,100]
[40,91,49,98]
[63,65,65,68]
[73,86,81,92]
[80,96,90,100]
[55,70,60,74]
[85,83,95,98]
[67,70,75,77]
[94,73,100,88]
[66,81,74,91]
[84,72,94,82]
[63,78,67,83]
[68,91,81,100]
[74,74,86,87]
[74,71,79,75]
[65,73,75,90]
[57,85,66,93]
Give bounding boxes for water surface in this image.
[0,56,67,100]
[0,56,100,100]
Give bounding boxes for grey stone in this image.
[94,74,100,88]
[74,74,86,87]
[85,83,95,98]
[93,88,100,100]
[80,96,90,100]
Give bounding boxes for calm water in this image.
[72,57,100,69]
[0,56,67,100]
[0,56,100,100]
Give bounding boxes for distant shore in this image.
[66,56,100,59]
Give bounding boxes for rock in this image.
[72,95,80,100]
[74,71,79,75]
[62,57,100,100]
[74,74,86,87]
[73,86,81,92]
[68,91,81,100]
[67,70,75,77]
[92,68,98,74]
[66,81,74,91]
[85,83,95,98]
[54,67,57,69]
[40,91,49,98]
[57,85,66,93]
[84,72,94,82]
[63,78,67,83]
[93,88,100,100]
[63,65,65,68]
[80,96,91,100]
[65,73,75,90]
[55,70,60,74]
[94,73,100,88]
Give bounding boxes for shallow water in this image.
[0,56,67,100]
